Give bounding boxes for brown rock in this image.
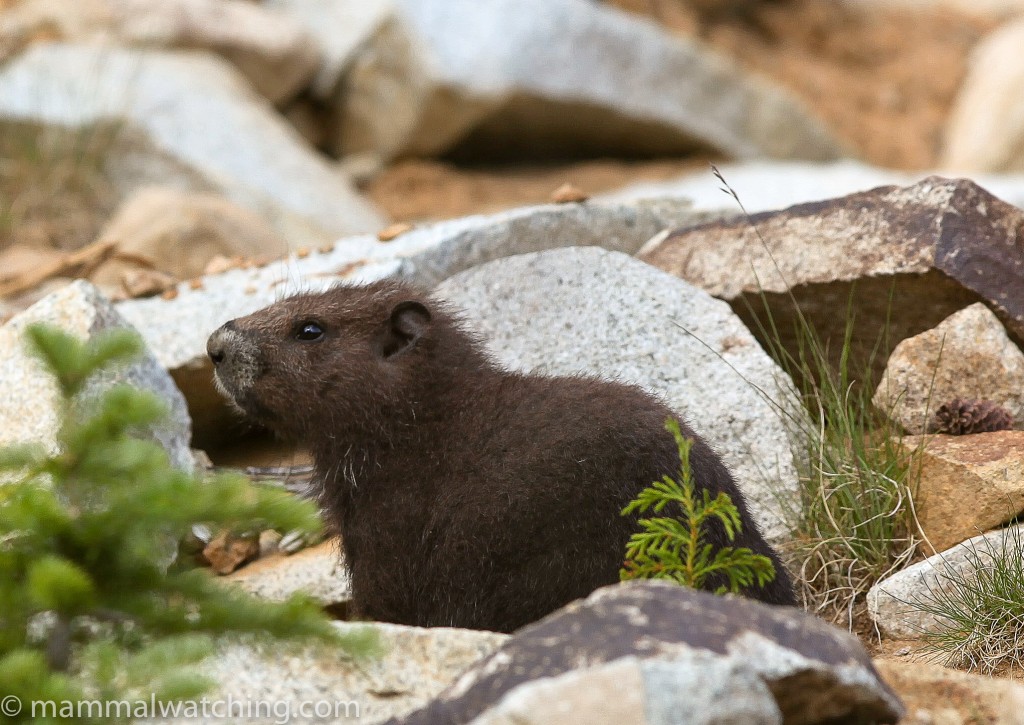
[202,530,259,575]
[89,187,287,285]
[902,431,1024,554]
[873,303,1024,434]
[640,177,1024,383]
[876,660,1024,725]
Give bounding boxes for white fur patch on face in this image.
[211,327,261,405]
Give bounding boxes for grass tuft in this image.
[913,525,1024,674]
[711,165,923,628]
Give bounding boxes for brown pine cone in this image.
[932,398,1014,435]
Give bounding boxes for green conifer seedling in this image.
[620,419,776,594]
[0,324,376,723]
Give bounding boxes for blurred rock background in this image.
[0,0,1019,316]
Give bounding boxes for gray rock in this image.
[114,198,713,447]
[639,176,1024,389]
[434,246,803,542]
[332,0,845,163]
[873,303,1024,434]
[0,43,384,244]
[0,0,321,104]
[867,524,1024,638]
[184,622,507,725]
[0,280,194,472]
[394,581,904,725]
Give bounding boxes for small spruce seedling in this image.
[620,419,776,594]
[0,324,375,723]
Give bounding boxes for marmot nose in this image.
[207,325,234,366]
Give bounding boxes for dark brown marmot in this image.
[207,279,796,632]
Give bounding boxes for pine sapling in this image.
[620,418,776,594]
[0,324,376,721]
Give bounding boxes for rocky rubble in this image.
[6,0,1024,720]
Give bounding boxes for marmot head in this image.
[207,280,454,441]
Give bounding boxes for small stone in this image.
[295,246,310,258]
[161,287,179,300]
[121,268,177,298]
[188,279,204,291]
[203,255,235,276]
[868,523,1024,637]
[318,244,335,254]
[203,530,260,575]
[550,183,589,204]
[377,221,415,241]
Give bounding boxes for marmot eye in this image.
[295,322,324,341]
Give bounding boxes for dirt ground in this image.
[364,157,714,222]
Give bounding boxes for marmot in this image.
[207,279,796,632]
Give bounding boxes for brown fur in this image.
[207,279,796,632]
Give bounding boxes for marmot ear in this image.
[380,300,431,358]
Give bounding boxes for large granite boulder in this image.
[394,581,904,725]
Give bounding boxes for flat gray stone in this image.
[0,43,384,244]
[333,0,845,162]
[394,581,904,725]
[867,524,1024,638]
[115,198,713,447]
[433,246,804,542]
[0,280,194,472]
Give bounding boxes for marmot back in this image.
[207,279,796,632]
